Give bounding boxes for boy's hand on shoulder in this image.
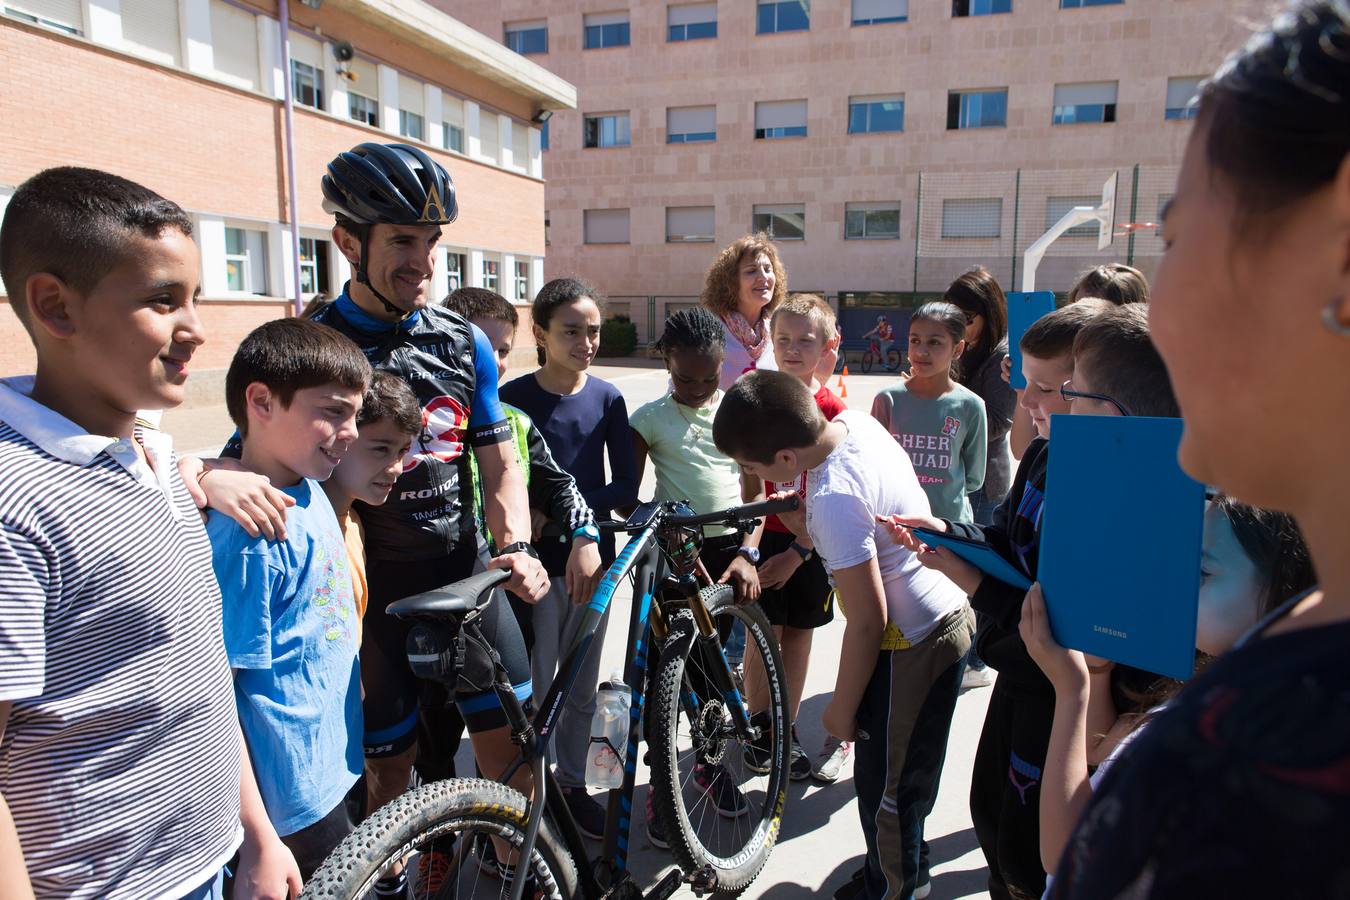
[1019,584,1089,692]
[757,550,802,591]
[719,556,761,604]
[565,538,602,606]
[876,513,945,552]
[491,550,550,603]
[187,458,295,541]
[234,829,302,900]
[822,696,857,742]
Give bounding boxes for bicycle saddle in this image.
[386,568,511,618]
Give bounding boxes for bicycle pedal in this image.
[643,869,685,900]
[598,873,644,900]
[684,865,719,896]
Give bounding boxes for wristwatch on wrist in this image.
[736,545,761,565]
[499,541,540,560]
[572,523,601,543]
[789,541,813,562]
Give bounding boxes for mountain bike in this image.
[860,338,902,374]
[302,497,796,899]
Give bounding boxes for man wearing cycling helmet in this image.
[313,143,554,853]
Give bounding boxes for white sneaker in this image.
[812,735,852,784]
[961,665,996,690]
[914,880,932,899]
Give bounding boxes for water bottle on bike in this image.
[586,669,631,789]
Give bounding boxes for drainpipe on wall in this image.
[277,0,305,317]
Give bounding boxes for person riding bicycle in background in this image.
[861,314,897,361]
[311,142,550,897]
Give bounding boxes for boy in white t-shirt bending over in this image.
[714,370,973,900]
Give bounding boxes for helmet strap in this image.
[354,228,413,321]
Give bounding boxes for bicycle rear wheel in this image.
[647,584,790,896]
[301,778,580,900]
[885,348,902,372]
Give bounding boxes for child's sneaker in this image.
[645,790,669,849]
[961,664,996,690]
[812,735,852,784]
[741,710,773,774]
[789,731,812,781]
[693,763,749,818]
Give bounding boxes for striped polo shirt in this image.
[0,379,242,899]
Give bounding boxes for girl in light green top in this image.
[871,301,988,523]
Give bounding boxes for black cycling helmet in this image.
[322,142,457,226]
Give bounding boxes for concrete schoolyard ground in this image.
[162,361,993,900]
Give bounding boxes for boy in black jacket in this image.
[885,300,1109,900]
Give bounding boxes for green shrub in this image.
[598,316,638,357]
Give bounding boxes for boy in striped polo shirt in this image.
[0,168,300,899]
[209,317,371,880]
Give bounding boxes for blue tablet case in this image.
[913,528,1033,592]
[1037,416,1206,679]
[1006,292,1059,389]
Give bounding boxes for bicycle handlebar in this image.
[665,496,799,528]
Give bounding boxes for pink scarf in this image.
[722,311,769,362]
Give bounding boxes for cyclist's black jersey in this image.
[310,291,511,564]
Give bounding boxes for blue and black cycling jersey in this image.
[310,289,512,564]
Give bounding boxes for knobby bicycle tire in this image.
[301,778,580,900]
[647,584,790,896]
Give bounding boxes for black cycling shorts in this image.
[361,541,533,757]
[757,529,835,630]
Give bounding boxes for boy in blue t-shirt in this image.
[208,316,371,878]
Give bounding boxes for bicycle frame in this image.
[474,502,761,900]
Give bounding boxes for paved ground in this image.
[162,362,993,900]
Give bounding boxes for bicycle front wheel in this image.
[648,584,790,896]
[301,778,580,900]
[860,350,875,374]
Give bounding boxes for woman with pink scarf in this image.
[700,234,786,389]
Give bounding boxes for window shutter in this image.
[1053,82,1118,106]
[754,100,807,130]
[667,106,715,134]
[120,0,181,65]
[584,209,630,244]
[209,0,258,90]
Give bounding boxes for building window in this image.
[444,123,464,152]
[446,252,466,291]
[667,106,716,143]
[666,206,715,243]
[1044,196,1100,238]
[540,118,549,151]
[584,209,631,244]
[514,261,530,301]
[1052,81,1118,125]
[349,93,379,127]
[941,198,1003,238]
[754,99,808,139]
[1061,0,1122,6]
[668,2,716,40]
[398,110,424,141]
[752,204,806,241]
[757,0,809,33]
[584,12,630,49]
[845,202,901,240]
[2,0,82,34]
[209,0,258,89]
[947,88,1007,129]
[583,113,631,148]
[851,0,907,25]
[298,238,331,297]
[505,21,548,54]
[953,0,1010,14]
[291,60,324,111]
[848,95,904,134]
[224,227,269,294]
[545,214,551,246]
[1165,76,1202,120]
[482,259,500,292]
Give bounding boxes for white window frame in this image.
[224,226,270,295]
[844,202,901,240]
[751,204,806,241]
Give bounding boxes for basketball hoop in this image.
[1113,222,1159,237]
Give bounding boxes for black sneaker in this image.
[741,710,773,774]
[693,763,749,818]
[560,786,606,840]
[789,738,812,782]
[833,867,865,900]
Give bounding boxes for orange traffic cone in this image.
[838,365,849,399]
